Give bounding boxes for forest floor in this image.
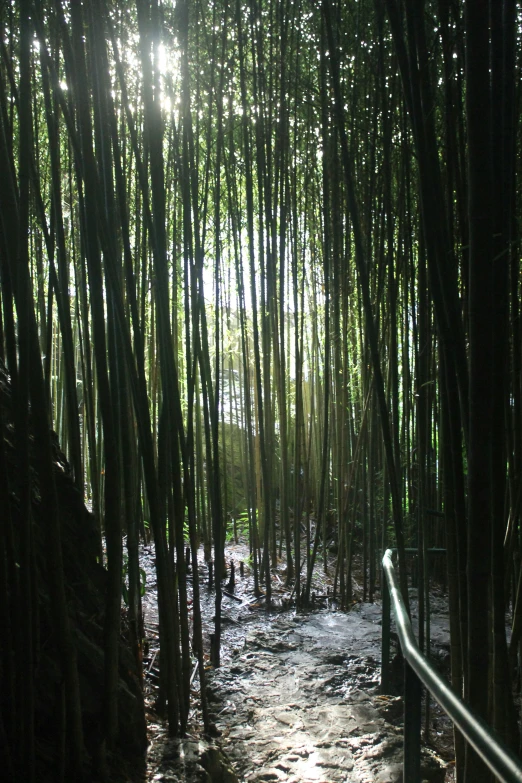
[141,543,453,783]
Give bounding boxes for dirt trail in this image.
[143,548,452,783]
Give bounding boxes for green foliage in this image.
[227,508,251,541]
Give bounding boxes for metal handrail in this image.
[381,548,522,783]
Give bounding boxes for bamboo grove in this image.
[0,0,520,780]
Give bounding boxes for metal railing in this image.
[381,548,522,783]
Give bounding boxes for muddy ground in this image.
[141,544,454,783]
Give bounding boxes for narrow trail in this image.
[142,546,452,783]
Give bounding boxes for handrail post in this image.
[404,659,421,783]
[381,562,391,694]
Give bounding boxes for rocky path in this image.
[206,607,447,783]
[143,549,452,783]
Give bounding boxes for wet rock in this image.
[375,695,403,723]
[373,762,402,782]
[249,769,283,781]
[200,746,239,783]
[420,750,449,783]
[358,735,402,759]
[153,740,238,783]
[245,631,298,652]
